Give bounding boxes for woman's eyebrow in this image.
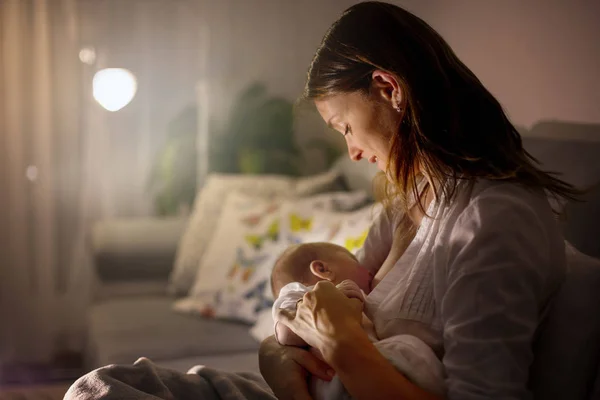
[326,115,339,129]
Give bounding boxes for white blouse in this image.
[357,179,567,400]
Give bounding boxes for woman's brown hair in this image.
[304,1,581,215]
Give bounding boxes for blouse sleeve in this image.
[441,188,565,400]
[356,206,395,275]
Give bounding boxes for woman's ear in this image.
[309,260,334,281]
[371,70,403,110]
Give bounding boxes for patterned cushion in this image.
[168,170,345,296]
[167,174,293,296]
[173,191,368,323]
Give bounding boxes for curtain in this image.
[0,0,205,364]
[0,0,349,364]
[0,0,85,363]
[78,0,203,217]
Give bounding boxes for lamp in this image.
[92,68,137,112]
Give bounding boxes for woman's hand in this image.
[275,280,365,362]
[259,335,333,400]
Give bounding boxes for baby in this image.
[271,242,446,400]
[271,242,375,347]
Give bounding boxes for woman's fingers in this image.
[313,280,336,291]
[275,307,295,327]
[259,336,313,400]
[289,346,335,382]
[348,297,364,315]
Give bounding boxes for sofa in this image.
[86,121,600,399]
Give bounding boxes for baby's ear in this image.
[309,260,333,281]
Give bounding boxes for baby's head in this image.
[270,242,371,297]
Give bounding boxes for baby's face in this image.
[272,244,373,296]
[326,250,372,293]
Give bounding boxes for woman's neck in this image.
[408,181,434,225]
[371,184,435,290]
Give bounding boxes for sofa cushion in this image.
[562,183,600,259]
[169,175,294,297]
[88,296,259,368]
[524,121,600,191]
[521,131,600,259]
[529,245,600,400]
[92,217,187,282]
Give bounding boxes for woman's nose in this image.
[347,143,362,161]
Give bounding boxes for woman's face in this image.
[314,83,402,172]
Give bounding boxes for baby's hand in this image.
[336,279,365,303]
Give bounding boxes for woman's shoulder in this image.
[442,178,563,249]
[438,178,567,302]
[461,179,552,215]
[469,178,542,198]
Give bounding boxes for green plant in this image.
[147,106,198,216]
[148,84,345,216]
[209,83,300,176]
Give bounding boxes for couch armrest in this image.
[562,182,600,259]
[91,217,188,283]
[94,281,170,301]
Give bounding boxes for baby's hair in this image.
[270,242,356,297]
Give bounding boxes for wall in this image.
[396,0,600,130]
[200,0,356,117]
[78,1,600,210]
[195,0,359,175]
[200,0,600,134]
[79,0,205,216]
[198,0,356,138]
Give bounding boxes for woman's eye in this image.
[343,125,350,136]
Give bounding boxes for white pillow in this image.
[328,203,383,254]
[174,248,286,324]
[168,170,345,296]
[250,309,276,342]
[248,203,382,342]
[173,191,282,320]
[168,174,293,295]
[278,190,369,245]
[174,190,368,323]
[294,168,345,197]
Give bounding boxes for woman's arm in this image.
[259,335,334,400]
[277,281,444,400]
[441,188,565,400]
[326,327,443,400]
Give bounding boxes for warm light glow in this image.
[79,47,96,65]
[26,165,38,182]
[93,68,137,112]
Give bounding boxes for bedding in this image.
[66,357,275,400]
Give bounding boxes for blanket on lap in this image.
[64,357,276,400]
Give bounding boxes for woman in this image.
[65,2,579,400]
[260,2,578,400]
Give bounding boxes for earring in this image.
[395,104,402,113]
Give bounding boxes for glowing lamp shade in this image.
[93,68,137,112]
